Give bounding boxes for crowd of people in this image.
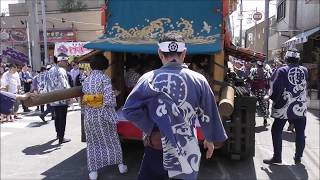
[0,33,308,179]
[228,48,308,166]
[0,58,88,123]
[1,54,128,180]
[228,56,285,127]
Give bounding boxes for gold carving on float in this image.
[96,18,220,45]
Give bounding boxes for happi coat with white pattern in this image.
[270,64,308,119]
[123,62,228,179]
[82,70,123,171]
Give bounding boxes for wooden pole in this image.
[23,86,83,107]
[213,52,225,96]
[218,86,235,118]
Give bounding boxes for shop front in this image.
[54,41,93,70]
[40,28,77,64]
[0,28,29,64]
[283,26,320,64]
[283,26,320,104]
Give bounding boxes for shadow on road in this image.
[201,154,258,179]
[41,148,88,180]
[23,111,42,116]
[22,139,61,155]
[255,125,269,133]
[40,142,144,180]
[282,131,296,142]
[261,163,308,180]
[27,121,49,128]
[39,141,260,180]
[98,141,144,180]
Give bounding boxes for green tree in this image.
[58,0,87,12]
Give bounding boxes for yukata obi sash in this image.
[82,94,103,108]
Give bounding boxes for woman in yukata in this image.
[82,54,128,180]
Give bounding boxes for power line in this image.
[47,17,101,26]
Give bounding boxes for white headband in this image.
[257,60,263,65]
[57,56,68,61]
[285,51,300,59]
[158,41,186,52]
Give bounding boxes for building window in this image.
[277,1,286,21]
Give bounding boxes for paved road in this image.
[1,105,319,180]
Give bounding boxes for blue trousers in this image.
[271,118,306,160]
[43,104,53,117]
[138,147,168,180]
[53,105,68,141]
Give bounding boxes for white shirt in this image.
[46,65,70,106]
[1,71,21,94]
[69,68,79,86]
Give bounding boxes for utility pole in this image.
[41,0,48,65]
[239,0,243,47]
[27,0,41,70]
[26,21,32,66]
[263,0,270,62]
[231,14,235,40]
[253,7,257,53]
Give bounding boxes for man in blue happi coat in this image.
[122,32,228,180]
[46,54,71,144]
[263,48,308,165]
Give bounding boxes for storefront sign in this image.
[0,28,27,44]
[0,28,76,44]
[54,42,92,57]
[1,47,28,64]
[40,29,76,42]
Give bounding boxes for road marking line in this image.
[1,132,12,138]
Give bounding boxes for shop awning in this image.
[85,0,223,54]
[225,45,266,62]
[283,26,320,47]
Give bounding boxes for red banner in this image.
[0,28,27,44]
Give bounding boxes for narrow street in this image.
[1,105,319,180]
[1,0,319,180]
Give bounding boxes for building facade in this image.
[243,0,319,98]
[273,0,319,100]
[1,0,104,68]
[244,0,319,63]
[245,16,276,58]
[269,0,319,61]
